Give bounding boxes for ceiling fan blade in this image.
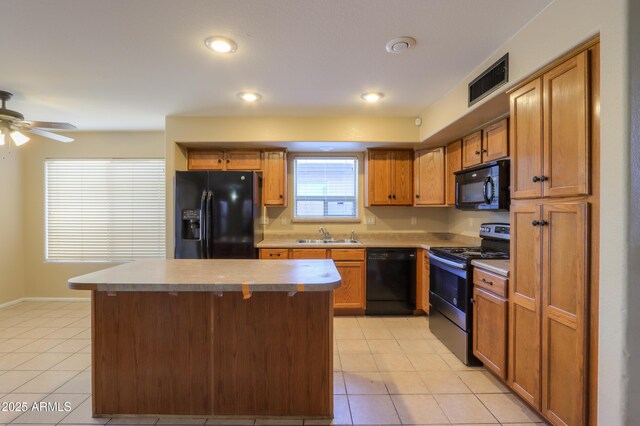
[24,127,74,143]
[23,120,77,130]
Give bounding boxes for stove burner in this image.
[430,246,509,262]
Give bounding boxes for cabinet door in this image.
[367,151,393,205]
[445,140,462,206]
[290,249,327,259]
[543,51,590,198]
[225,151,262,170]
[509,202,542,408]
[392,151,414,205]
[541,202,588,425]
[188,150,225,170]
[462,131,482,169]
[482,118,509,162]
[510,79,543,199]
[414,148,445,206]
[473,287,508,380]
[333,261,365,310]
[262,151,287,206]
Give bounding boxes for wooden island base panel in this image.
[69,259,340,419]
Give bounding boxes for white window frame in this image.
[43,157,166,263]
[292,155,359,223]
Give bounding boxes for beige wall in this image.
[418,0,631,422]
[21,131,164,299]
[165,116,420,255]
[264,152,449,235]
[0,149,25,305]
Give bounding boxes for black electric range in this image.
[428,223,510,365]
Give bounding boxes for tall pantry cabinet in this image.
[508,41,599,426]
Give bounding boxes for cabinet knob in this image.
[532,176,540,182]
[532,220,540,226]
[218,159,222,163]
[475,151,480,155]
[482,149,488,154]
[416,195,420,198]
[470,298,475,304]
[392,195,397,199]
[540,175,548,181]
[388,195,392,199]
[227,159,230,163]
[540,220,548,226]
[279,194,283,199]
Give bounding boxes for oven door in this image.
[428,254,471,330]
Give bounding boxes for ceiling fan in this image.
[0,90,76,147]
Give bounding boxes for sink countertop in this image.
[471,259,510,277]
[257,232,480,250]
[68,259,341,292]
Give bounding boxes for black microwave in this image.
[454,160,510,211]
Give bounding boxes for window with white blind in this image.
[293,157,358,219]
[45,159,166,261]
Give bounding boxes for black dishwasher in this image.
[365,248,416,315]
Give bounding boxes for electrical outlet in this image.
[280,216,289,225]
[410,216,417,225]
[261,216,269,225]
[366,216,376,225]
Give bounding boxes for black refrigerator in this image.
[174,171,263,259]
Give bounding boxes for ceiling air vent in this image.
[468,53,509,107]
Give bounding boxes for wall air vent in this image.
[468,53,509,107]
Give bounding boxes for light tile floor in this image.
[0,302,545,425]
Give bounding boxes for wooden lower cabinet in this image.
[333,261,366,311]
[260,249,366,313]
[472,287,508,380]
[509,201,588,426]
[416,249,429,313]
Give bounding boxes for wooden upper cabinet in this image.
[482,118,509,162]
[462,131,483,169]
[445,140,462,206]
[473,286,508,380]
[509,202,542,408]
[541,202,588,426]
[510,50,590,200]
[225,151,261,170]
[414,147,445,206]
[188,150,225,170]
[366,150,393,205]
[262,151,287,206]
[392,150,414,205]
[510,79,544,199]
[543,51,590,198]
[365,150,413,206]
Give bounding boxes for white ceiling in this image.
[2,0,551,131]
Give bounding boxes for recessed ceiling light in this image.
[204,36,238,53]
[237,92,262,102]
[385,37,416,53]
[361,92,384,103]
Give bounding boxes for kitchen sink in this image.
[296,239,361,244]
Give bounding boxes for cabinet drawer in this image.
[188,150,225,170]
[291,249,328,259]
[473,268,507,298]
[330,249,365,261]
[259,249,289,259]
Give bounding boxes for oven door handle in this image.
[428,254,468,279]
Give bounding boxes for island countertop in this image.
[68,258,341,292]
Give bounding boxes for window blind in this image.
[45,159,166,261]
[294,157,358,218]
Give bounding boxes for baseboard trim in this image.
[0,297,91,310]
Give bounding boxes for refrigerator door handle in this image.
[206,190,213,259]
[199,190,207,259]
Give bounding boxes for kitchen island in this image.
[68,259,341,420]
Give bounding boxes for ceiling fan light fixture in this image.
[0,129,5,146]
[205,36,238,54]
[10,130,29,146]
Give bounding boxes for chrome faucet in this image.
[351,229,356,241]
[318,227,331,240]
